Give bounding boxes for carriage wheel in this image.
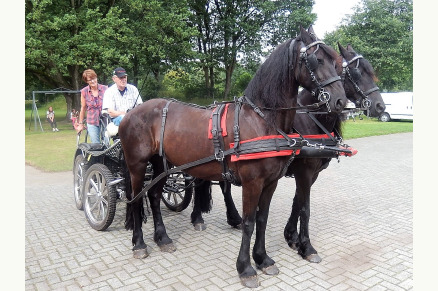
[161,172,194,212]
[83,164,117,231]
[73,154,89,210]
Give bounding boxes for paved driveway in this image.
[25,132,413,290]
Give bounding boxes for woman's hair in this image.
[82,69,97,83]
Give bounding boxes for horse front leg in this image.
[219,181,242,229]
[236,182,261,288]
[284,192,300,250]
[252,181,279,276]
[290,161,322,263]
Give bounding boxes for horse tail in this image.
[124,198,146,231]
[125,203,134,230]
[195,179,213,213]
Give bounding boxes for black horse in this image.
[119,26,346,288]
[189,33,385,265]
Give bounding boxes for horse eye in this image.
[317,59,324,65]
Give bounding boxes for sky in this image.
[312,0,361,37]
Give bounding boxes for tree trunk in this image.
[224,59,236,99]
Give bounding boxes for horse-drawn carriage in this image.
[73,117,195,231]
[72,26,385,288]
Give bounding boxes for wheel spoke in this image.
[90,177,99,192]
[88,197,99,211]
[99,201,106,220]
[172,192,178,204]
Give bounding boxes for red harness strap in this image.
[208,103,229,139]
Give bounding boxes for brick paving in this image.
[25,132,413,290]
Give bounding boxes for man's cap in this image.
[113,67,127,78]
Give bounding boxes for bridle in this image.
[298,40,342,112]
[341,54,380,113]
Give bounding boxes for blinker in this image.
[350,68,362,81]
[307,53,319,71]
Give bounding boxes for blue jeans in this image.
[87,124,101,143]
[112,115,125,126]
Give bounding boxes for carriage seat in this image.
[79,142,106,151]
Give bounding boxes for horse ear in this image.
[307,25,319,40]
[338,43,348,58]
[299,26,313,44]
[347,44,356,54]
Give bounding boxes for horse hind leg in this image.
[149,156,176,252]
[219,181,242,229]
[124,161,149,259]
[190,179,210,231]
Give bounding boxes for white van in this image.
[379,92,413,122]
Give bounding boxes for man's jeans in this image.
[112,115,125,126]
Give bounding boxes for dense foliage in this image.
[324,0,413,92]
[26,0,413,115]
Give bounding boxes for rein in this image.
[123,39,346,205]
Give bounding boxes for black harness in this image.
[124,40,348,204]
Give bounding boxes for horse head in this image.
[338,43,385,117]
[291,26,347,113]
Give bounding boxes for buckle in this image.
[215,150,224,161]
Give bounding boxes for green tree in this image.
[25,0,196,113]
[25,0,131,114]
[187,0,316,99]
[324,0,413,91]
[116,0,197,99]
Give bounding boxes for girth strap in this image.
[211,103,237,184]
[159,100,173,173]
[233,97,242,155]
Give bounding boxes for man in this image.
[102,67,143,126]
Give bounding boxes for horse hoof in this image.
[194,223,206,231]
[257,264,279,276]
[232,223,242,230]
[305,253,322,263]
[159,243,176,253]
[287,242,298,251]
[133,248,149,259]
[240,275,260,288]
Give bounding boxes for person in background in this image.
[102,67,142,126]
[70,108,78,128]
[46,106,59,132]
[76,69,108,143]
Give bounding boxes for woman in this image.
[76,69,108,143]
[46,106,59,132]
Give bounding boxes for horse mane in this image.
[360,58,379,82]
[244,39,295,110]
